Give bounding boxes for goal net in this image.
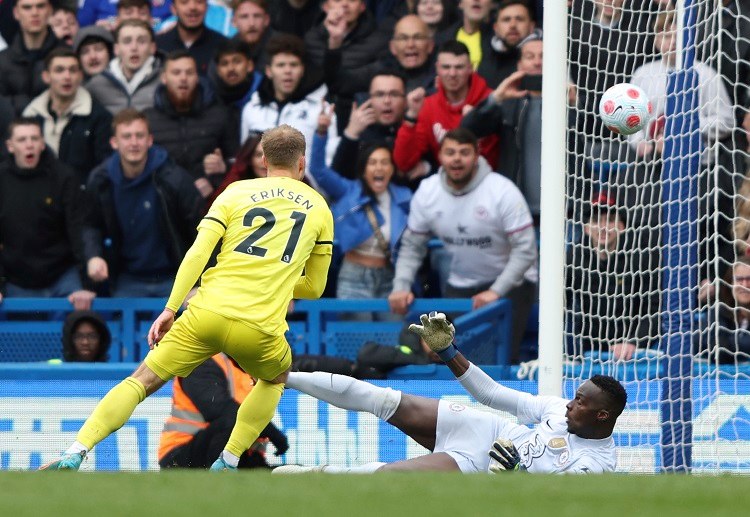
[561,0,749,473]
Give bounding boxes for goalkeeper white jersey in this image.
[507,395,616,474]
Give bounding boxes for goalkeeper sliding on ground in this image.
[275,312,626,474]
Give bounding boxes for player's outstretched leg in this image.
[210,374,288,471]
[285,371,402,420]
[40,363,167,471]
[273,372,408,474]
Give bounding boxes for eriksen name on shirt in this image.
[250,188,315,210]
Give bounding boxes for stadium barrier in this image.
[0,298,512,365]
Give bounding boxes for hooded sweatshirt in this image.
[393,72,499,172]
[106,146,174,277]
[61,310,111,362]
[392,157,537,296]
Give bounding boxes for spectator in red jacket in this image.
[393,40,498,181]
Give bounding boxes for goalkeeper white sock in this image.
[322,462,386,474]
[286,372,401,421]
[64,441,89,456]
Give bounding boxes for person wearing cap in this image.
[73,25,114,79]
[0,0,62,115]
[86,19,163,114]
[565,193,659,362]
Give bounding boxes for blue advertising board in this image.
[1,377,749,473]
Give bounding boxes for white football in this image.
[598,83,653,136]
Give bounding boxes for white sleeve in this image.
[515,394,569,426]
[627,65,649,149]
[325,113,341,165]
[497,181,533,235]
[698,63,734,140]
[457,363,527,414]
[240,103,252,143]
[406,183,433,234]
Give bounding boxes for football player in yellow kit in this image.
[42,125,334,471]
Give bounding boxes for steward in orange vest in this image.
[158,353,289,469]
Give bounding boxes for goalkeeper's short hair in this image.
[590,375,627,417]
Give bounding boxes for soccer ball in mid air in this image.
[599,83,653,136]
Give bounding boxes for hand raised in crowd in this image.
[697,278,716,305]
[68,290,97,311]
[344,100,376,140]
[492,70,529,103]
[611,342,637,361]
[148,309,175,349]
[87,257,109,283]
[404,160,430,181]
[405,87,426,120]
[325,7,348,50]
[194,177,214,198]
[471,290,500,310]
[317,100,336,135]
[388,290,415,315]
[95,18,116,32]
[203,148,227,176]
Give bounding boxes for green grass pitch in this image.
[2,471,749,517]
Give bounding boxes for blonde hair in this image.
[261,125,306,170]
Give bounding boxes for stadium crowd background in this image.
[0,0,749,367]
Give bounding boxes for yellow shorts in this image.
[144,306,292,381]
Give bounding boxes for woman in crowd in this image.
[310,106,412,321]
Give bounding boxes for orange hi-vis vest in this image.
[158,353,261,461]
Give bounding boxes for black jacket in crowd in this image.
[24,92,113,186]
[476,44,520,90]
[565,231,659,356]
[324,50,436,99]
[568,1,656,140]
[0,149,87,291]
[305,10,390,86]
[0,28,61,115]
[331,122,400,179]
[82,152,203,284]
[155,25,228,76]
[145,81,239,185]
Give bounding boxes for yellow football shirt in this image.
[456,28,482,70]
[188,176,333,335]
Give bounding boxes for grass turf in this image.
[2,471,749,517]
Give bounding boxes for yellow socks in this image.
[76,377,147,450]
[225,380,284,457]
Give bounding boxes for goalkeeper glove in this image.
[488,438,521,473]
[408,312,457,362]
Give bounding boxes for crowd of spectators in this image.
[0,0,748,366]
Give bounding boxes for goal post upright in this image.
[660,0,700,473]
[537,0,568,397]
